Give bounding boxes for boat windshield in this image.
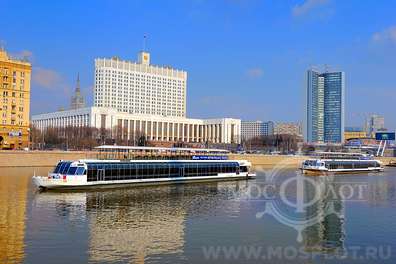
[53,162,72,174]
[304,160,319,166]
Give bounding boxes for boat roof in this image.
[95,145,229,153]
[305,159,380,162]
[313,152,368,156]
[78,159,244,163]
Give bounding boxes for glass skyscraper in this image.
[305,69,345,143]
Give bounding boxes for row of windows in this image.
[86,162,243,182]
[325,161,381,170]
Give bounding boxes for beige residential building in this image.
[274,122,302,137]
[0,49,31,149]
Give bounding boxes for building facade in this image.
[94,52,187,117]
[305,69,345,143]
[32,107,241,144]
[366,114,385,136]
[274,122,302,137]
[344,131,367,141]
[241,121,274,140]
[0,49,31,149]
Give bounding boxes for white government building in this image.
[32,51,241,144]
[94,52,186,117]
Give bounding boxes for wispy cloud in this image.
[11,50,33,60]
[372,26,396,44]
[32,67,63,89]
[246,68,263,79]
[292,0,330,17]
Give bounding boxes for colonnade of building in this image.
[32,107,241,144]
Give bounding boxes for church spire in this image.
[70,73,85,109]
[76,73,81,93]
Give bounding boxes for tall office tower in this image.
[94,51,187,117]
[70,73,85,110]
[0,48,31,149]
[305,69,345,143]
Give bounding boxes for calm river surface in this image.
[1,166,396,263]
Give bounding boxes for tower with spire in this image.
[70,73,85,109]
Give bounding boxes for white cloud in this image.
[246,68,263,79]
[372,26,396,44]
[32,67,63,89]
[292,0,329,17]
[11,50,33,59]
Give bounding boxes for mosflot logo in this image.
[253,158,368,242]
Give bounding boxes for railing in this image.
[95,146,229,161]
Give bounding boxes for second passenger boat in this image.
[301,152,384,175]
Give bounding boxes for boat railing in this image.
[94,145,230,160]
[310,152,373,160]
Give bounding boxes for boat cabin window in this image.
[54,162,72,174]
[304,160,318,166]
[67,166,78,175]
[86,162,242,182]
[53,163,62,173]
[240,166,248,172]
[76,167,86,175]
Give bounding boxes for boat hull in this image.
[33,174,256,190]
[302,168,384,176]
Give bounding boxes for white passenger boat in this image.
[32,146,255,190]
[301,152,384,175]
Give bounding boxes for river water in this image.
[1,166,396,263]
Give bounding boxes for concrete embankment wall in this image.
[229,154,309,168]
[0,151,394,168]
[0,151,95,167]
[229,154,395,168]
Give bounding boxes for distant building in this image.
[241,120,274,140]
[0,48,31,149]
[366,114,385,136]
[344,126,366,141]
[274,122,302,137]
[94,51,187,117]
[345,126,363,132]
[263,121,274,136]
[305,69,345,143]
[344,130,367,141]
[70,74,85,110]
[31,107,241,144]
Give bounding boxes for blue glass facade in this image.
[305,70,345,143]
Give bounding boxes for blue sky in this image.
[1,0,395,129]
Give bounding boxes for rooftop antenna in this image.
[324,64,330,73]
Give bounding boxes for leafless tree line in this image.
[242,134,302,153]
[29,125,148,150]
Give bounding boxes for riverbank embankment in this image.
[0,151,394,168]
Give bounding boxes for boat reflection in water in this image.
[302,175,345,254]
[34,181,249,263]
[0,168,30,264]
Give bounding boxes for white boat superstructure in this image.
[301,159,384,175]
[32,159,255,190]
